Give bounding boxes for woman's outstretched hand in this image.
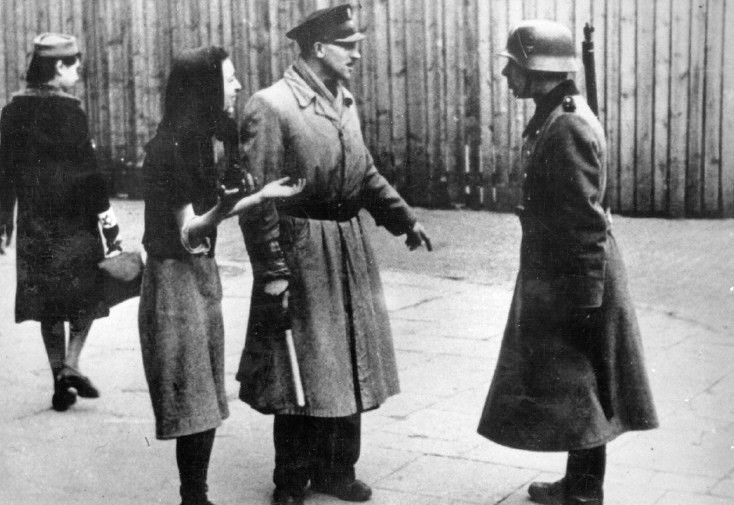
[259,177,306,200]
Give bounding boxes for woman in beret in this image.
[138,46,303,505]
[0,33,122,412]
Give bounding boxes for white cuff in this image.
[180,222,211,255]
[97,207,118,228]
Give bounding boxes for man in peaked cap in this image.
[236,4,431,505]
[237,5,430,504]
[476,19,658,505]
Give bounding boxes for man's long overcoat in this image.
[477,81,658,451]
[236,62,417,417]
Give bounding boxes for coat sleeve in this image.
[0,107,16,216]
[360,149,417,236]
[545,113,608,308]
[238,94,290,282]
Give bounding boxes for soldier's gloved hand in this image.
[263,279,290,332]
[405,222,432,251]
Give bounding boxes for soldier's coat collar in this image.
[285,58,354,120]
[523,79,578,138]
[12,84,80,103]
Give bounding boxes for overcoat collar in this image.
[12,84,80,103]
[523,79,578,138]
[285,58,354,121]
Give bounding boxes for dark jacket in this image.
[477,81,658,450]
[0,87,110,323]
[236,60,416,416]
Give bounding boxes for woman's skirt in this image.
[138,254,229,439]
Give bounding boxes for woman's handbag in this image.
[98,250,144,307]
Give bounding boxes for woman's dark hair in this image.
[160,46,230,140]
[25,53,81,87]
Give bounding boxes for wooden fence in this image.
[1,0,733,217]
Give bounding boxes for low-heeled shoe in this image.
[57,366,100,398]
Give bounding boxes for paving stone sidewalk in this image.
[0,205,732,505]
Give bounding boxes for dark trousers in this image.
[273,413,361,494]
[566,444,606,498]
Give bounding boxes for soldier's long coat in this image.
[236,60,416,417]
[477,81,658,451]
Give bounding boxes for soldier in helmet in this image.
[477,20,658,505]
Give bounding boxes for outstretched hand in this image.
[259,177,306,200]
[405,222,432,251]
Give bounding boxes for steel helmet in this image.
[499,19,578,73]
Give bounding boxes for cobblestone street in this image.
[1,203,732,505]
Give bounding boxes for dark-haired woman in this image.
[138,46,303,505]
[0,33,121,411]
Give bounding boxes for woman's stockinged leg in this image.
[66,313,94,369]
[40,319,66,376]
[177,428,216,505]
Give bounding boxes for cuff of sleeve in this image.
[180,222,212,255]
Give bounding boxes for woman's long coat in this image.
[477,81,658,451]
[0,88,109,323]
[236,61,416,417]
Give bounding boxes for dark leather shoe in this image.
[272,488,304,505]
[528,478,602,505]
[311,478,372,502]
[528,479,566,505]
[57,366,100,398]
[51,388,77,411]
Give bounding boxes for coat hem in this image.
[476,423,657,452]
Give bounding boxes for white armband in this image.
[97,207,118,229]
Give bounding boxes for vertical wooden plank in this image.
[92,0,112,179]
[462,0,482,208]
[668,1,690,217]
[209,0,223,46]
[106,0,125,164]
[491,0,512,208]
[653,0,671,215]
[35,0,48,33]
[443,0,461,202]
[703,0,724,216]
[403,0,428,204]
[131,0,149,167]
[686,1,706,216]
[722,0,734,216]
[635,0,654,213]
[372,0,392,170]
[591,0,607,125]
[0,0,8,103]
[604,0,621,211]
[358,2,377,151]
[537,0,556,20]
[477,0,493,208]
[48,0,61,33]
[453,0,467,205]
[507,0,524,201]
[388,0,408,191]
[221,0,233,51]
[267,0,280,85]
[618,0,635,213]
